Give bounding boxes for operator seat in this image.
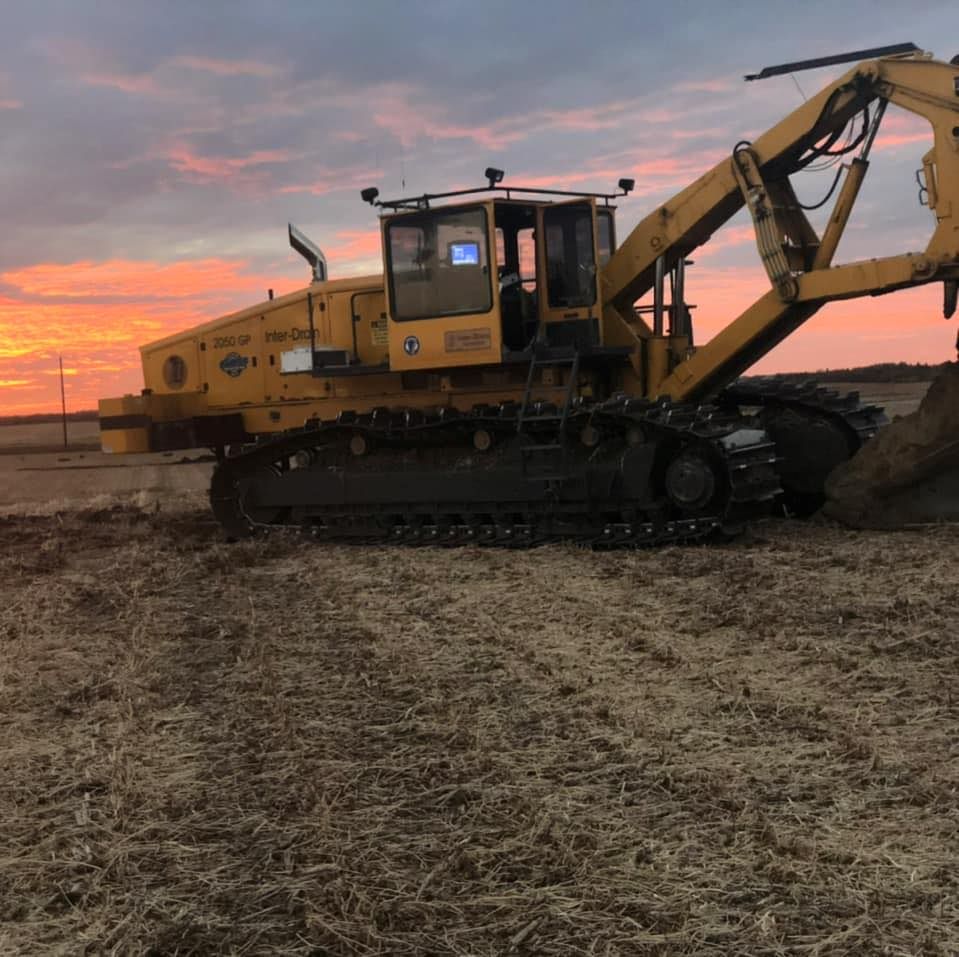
[499,270,532,351]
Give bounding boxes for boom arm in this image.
[603,50,959,401]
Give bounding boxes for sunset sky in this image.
[1,1,957,414]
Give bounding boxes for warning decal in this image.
[370,314,389,346]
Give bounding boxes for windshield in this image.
[387,206,492,320]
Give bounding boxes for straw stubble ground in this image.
[1,501,957,954]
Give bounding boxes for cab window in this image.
[517,227,536,291]
[387,206,492,320]
[597,210,615,265]
[544,204,596,308]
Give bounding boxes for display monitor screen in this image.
[449,241,480,266]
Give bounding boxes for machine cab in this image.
[370,173,626,371]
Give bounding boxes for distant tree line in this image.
[0,410,98,426]
[750,361,951,384]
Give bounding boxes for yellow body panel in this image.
[99,428,151,454]
[387,311,502,371]
[138,277,388,406]
[99,392,152,453]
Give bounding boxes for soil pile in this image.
[824,362,959,528]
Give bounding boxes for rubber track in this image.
[210,394,781,547]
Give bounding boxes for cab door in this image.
[385,200,503,371]
[535,198,603,347]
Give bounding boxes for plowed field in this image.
[1,494,957,955]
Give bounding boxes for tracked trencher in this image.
[100,45,959,543]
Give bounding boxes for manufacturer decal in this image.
[403,335,421,356]
[219,352,249,378]
[444,327,492,352]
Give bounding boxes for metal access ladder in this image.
[516,346,581,480]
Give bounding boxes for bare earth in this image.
[2,380,957,955]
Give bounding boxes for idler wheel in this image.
[665,452,717,510]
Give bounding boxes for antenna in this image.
[288,223,328,282]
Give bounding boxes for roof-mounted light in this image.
[485,167,505,188]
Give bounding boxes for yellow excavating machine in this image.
[99,43,959,544]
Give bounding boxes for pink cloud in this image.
[692,224,757,261]
[536,101,638,132]
[514,148,727,198]
[672,78,735,94]
[165,145,300,183]
[873,111,930,152]
[279,166,383,196]
[46,40,279,101]
[168,55,280,78]
[370,91,527,151]
[79,69,164,96]
[324,230,382,273]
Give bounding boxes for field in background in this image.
[822,380,931,419]
[0,417,100,454]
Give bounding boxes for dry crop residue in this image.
[1,504,957,955]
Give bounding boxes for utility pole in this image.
[59,355,68,449]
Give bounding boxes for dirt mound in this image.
[824,362,959,528]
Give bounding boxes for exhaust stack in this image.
[289,223,328,283]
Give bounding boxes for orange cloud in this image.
[0,255,305,413]
[324,230,382,272]
[1,249,954,417]
[630,255,953,376]
[515,149,727,198]
[692,224,757,261]
[2,258,268,300]
[675,264,951,372]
